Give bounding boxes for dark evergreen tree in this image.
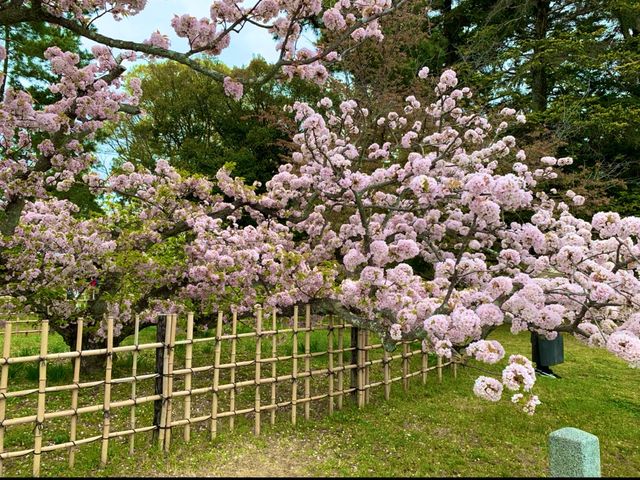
[329,0,640,215]
[108,58,329,187]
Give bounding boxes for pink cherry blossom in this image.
[473,376,503,402]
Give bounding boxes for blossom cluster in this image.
[220,68,640,409]
[0,45,139,206]
[13,0,398,100]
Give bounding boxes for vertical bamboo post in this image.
[421,341,428,385]
[357,328,365,409]
[327,317,334,415]
[100,316,114,467]
[210,311,223,440]
[303,304,311,421]
[254,306,262,436]
[229,311,237,431]
[437,355,443,383]
[383,348,390,401]
[153,315,166,444]
[291,306,298,426]
[0,321,12,476]
[270,310,277,426]
[158,314,172,450]
[402,342,409,392]
[183,312,194,442]
[32,320,49,477]
[350,326,358,402]
[69,319,83,467]
[337,318,344,410]
[163,314,178,452]
[453,358,458,379]
[128,316,140,454]
[364,330,370,404]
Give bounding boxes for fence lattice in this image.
[0,305,456,476]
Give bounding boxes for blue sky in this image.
[81,0,314,67]
[83,1,317,171]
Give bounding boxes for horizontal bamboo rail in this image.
[0,306,457,476]
[1,319,41,336]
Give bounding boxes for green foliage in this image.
[1,22,91,105]
[109,58,328,186]
[450,0,640,212]
[333,0,640,214]
[52,182,103,216]
[1,22,102,216]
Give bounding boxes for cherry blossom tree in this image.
[236,68,639,411]
[204,67,640,411]
[0,2,638,409]
[0,0,404,351]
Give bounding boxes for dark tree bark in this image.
[350,326,359,401]
[152,315,167,442]
[531,0,550,112]
[442,0,462,66]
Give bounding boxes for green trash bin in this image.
[531,332,564,367]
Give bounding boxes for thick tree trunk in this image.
[442,0,464,66]
[80,351,108,371]
[0,197,25,237]
[55,318,120,373]
[531,0,550,112]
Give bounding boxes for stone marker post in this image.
[549,427,601,477]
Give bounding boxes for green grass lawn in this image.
[1,323,638,477]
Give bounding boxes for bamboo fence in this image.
[0,305,455,476]
[0,317,40,336]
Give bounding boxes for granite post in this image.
[549,427,601,477]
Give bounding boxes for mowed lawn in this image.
[3,325,639,477]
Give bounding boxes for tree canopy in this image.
[0,0,638,407]
[331,0,640,215]
[109,58,328,186]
